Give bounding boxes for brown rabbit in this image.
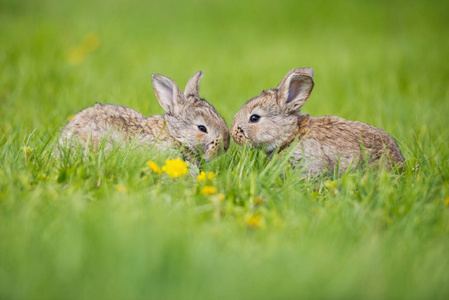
[231,68,404,177]
[59,71,230,161]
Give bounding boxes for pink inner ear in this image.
[154,78,174,108]
[286,77,311,104]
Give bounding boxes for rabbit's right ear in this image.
[152,74,186,114]
[184,71,203,97]
[277,68,314,113]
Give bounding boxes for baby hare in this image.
[59,71,230,161]
[231,68,404,177]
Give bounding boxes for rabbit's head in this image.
[152,71,230,160]
[231,68,314,152]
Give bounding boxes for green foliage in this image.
[1,0,449,299]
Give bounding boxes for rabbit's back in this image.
[59,103,167,150]
[293,115,404,173]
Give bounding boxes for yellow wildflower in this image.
[200,185,216,195]
[217,193,225,201]
[115,184,128,193]
[162,158,189,178]
[197,171,206,182]
[445,197,449,206]
[67,114,75,121]
[245,213,265,228]
[197,171,216,182]
[147,161,162,174]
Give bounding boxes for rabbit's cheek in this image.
[247,126,263,142]
[195,132,205,142]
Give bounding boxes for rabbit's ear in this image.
[152,74,186,114]
[184,71,203,97]
[277,68,314,112]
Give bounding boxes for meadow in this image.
[1,0,449,299]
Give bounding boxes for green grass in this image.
[1,0,449,299]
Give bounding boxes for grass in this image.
[1,0,449,299]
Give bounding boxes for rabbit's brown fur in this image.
[231,68,404,177]
[59,72,230,161]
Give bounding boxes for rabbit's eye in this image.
[249,114,261,123]
[198,125,208,133]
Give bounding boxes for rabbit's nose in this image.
[231,125,246,146]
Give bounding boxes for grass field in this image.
[1,0,449,299]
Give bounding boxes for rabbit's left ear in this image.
[277,68,314,112]
[152,74,186,114]
[184,71,203,97]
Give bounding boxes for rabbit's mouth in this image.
[204,141,227,160]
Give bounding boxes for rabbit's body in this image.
[59,103,177,152]
[282,114,403,176]
[59,72,230,161]
[232,68,404,177]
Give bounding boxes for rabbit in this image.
[58,71,230,161]
[231,68,404,177]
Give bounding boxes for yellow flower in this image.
[115,184,128,193]
[200,185,216,195]
[197,171,206,182]
[161,158,189,178]
[67,114,75,121]
[197,171,216,182]
[147,161,162,174]
[445,197,449,206]
[217,193,225,201]
[245,214,265,228]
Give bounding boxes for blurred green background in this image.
[1,0,449,299]
[2,0,448,132]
